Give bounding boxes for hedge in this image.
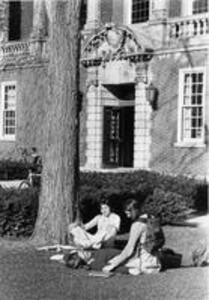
[0,160,33,180]
[0,187,39,237]
[0,169,207,236]
[79,171,208,230]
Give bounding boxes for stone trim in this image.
[85,84,103,168]
[0,39,48,69]
[134,81,152,169]
[84,0,101,31]
[81,24,153,68]
[0,62,48,71]
[0,1,9,42]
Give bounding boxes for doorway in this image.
[103,106,134,167]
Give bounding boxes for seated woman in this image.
[69,199,121,250]
[102,198,161,275]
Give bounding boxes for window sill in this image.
[0,136,15,142]
[174,142,206,148]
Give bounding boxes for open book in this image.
[88,271,114,278]
[36,244,82,252]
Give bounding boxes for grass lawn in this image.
[0,225,208,300]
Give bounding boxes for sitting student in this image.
[64,201,181,273]
[69,199,121,250]
[102,199,162,275]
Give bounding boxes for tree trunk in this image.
[32,0,82,245]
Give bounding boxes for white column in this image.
[150,0,168,21]
[85,0,101,31]
[31,0,47,39]
[182,0,192,16]
[85,82,103,169]
[0,1,8,42]
[151,0,168,10]
[123,0,132,25]
[134,81,152,169]
[205,49,209,179]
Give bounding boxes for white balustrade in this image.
[0,41,30,56]
[0,39,48,59]
[168,14,209,40]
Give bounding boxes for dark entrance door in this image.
[103,106,134,167]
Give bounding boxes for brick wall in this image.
[150,50,209,177]
[100,0,124,25]
[112,0,124,25]
[101,0,113,24]
[0,65,48,159]
[21,1,33,40]
[168,0,182,17]
[0,64,86,165]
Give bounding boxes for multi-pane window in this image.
[179,70,205,143]
[1,83,16,139]
[132,0,149,24]
[103,107,134,167]
[9,1,21,41]
[193,0,208,14]
[80,0,87,29]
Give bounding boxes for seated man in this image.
[69,199,121,249]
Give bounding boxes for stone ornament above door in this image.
[81,23,154,68]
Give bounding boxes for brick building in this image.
[0,0,208,179]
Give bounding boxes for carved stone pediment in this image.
[81,24,153,67]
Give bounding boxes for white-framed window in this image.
[0,82,16,140]
[132,0,149,23]
[176,68,206,147]
[182,0,209,16]
[124,0,150,24]
[193,0,208,14]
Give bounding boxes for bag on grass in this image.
[157,248,182,270]
[192,243,209,267]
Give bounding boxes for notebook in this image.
[88,271,114,278]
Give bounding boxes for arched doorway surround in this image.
[81,24,154,169]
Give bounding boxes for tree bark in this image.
[32,0,82,245]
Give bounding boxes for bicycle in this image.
[17,169,42,190]
[17,147,42,190]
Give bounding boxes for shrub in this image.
[141,188,190,224]
[79,170,208,229]
[0,160,32,180]
[0,169,207,236]
[0,187,39,237]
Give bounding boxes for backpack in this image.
[192,243,209,267]
[143,215,165,255]
[157,248,182,270]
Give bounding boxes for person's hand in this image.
[102,264,114,273]
[76,220,83,227]
[68,222,79,231]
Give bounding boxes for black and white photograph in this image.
[0,0,208,299]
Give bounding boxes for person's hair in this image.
[124,198,141,212]
[31,147,37,153]
[100,198,111,208]
[64,252,85,269]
